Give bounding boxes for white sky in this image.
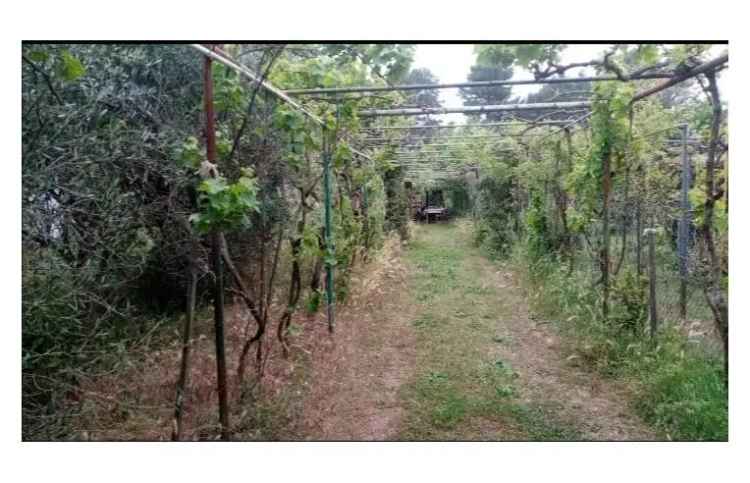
[411,43,728,124]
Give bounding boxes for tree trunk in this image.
[278,237,302,357]
[701,72,728,384]
[172,263,198,441]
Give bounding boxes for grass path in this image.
[295,220,655,440]
[398,221,654,440]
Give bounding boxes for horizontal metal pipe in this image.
[364,132,551,140]
[374,147,511,151]
[363,134,545,143]
[285,73,672,95]
[395,143,514,147]
[536,111,594,142]
[191,44,320,123]
[361,120,573,130]
[635,123,688,139]
[396,147,515,151]
[401,167,469,170]
[189,44,374,163]
[358,102,591,118]
[401,169,463,172]
[403,161,484,165]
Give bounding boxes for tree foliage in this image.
[21,43,413,440]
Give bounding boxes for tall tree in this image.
[403,67,441,108]
[400,67,443,142]
[516,78,593,121]
[458,64,514,122]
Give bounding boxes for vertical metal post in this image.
[601,151,612,321]
[323,126,335,333]
[635,201,642,277]
[362,182,369,251]
[678,124,691,320]
[425,190,430,224]
[647,228,658,340]
[203,46,229,440]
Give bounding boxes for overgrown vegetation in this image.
[22,42,728,442]
[466,44,727,440]
[512,245,726,440]
[22,43,417,440]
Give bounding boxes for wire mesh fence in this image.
[535,124,725,350]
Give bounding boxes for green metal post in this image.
[323,126,335,333]
[362,182,369,250]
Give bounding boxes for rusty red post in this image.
[203,44,230,440]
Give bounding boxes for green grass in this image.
[510,243,728,441]
[398,222,581,440]
[630,331,728,441]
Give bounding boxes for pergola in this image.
[189,43,728,371]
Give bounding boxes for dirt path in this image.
[294,237,418,440]
[67,221,655,441]
[295,221,655,441]
[470,246,655,440]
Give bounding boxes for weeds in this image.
[510,243,728,441]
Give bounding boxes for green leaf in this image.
[191,170,259,233]
[177,136,202,168]
[58,50,86,81]
[28,51,49,62]
[637,45,659,66]
[200,178,226,195]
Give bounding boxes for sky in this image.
[410,43,728,124]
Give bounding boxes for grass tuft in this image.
[509,243,728,441]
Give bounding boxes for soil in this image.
[486,268,655,440]
[70,222,657,441]
[292,222,655,440]
[294,237,417,440]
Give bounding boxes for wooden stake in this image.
[678,124,691,320]
[647,228,658,340]
[172,264,198,441]
[203,45,230,440]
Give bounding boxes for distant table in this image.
[423,207,447,223]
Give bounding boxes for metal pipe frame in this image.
[358,102,591,118]
[361,120,574,131]
[189,44,374,163]
[395,161,472,165]
[401,172,468,175]
[370,135,702,150]
[395,148,516,153]
[536,111,594,142]
[284,73,672,96]
[362,133,552,142]
[400,167,472,170]
[396,161,486,165]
